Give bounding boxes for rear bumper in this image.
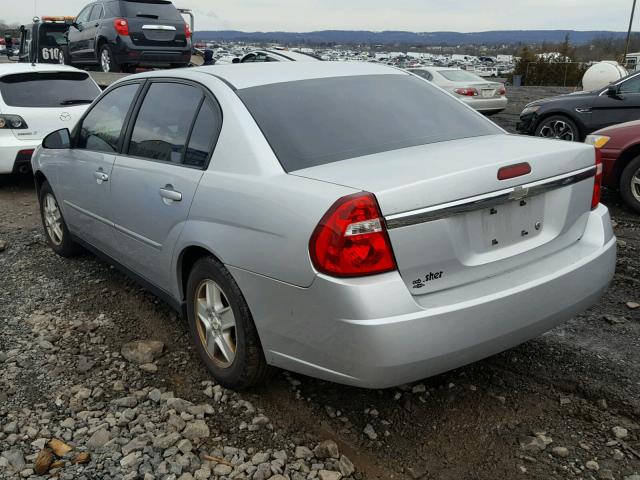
[112,36,191,66]
[461,96,508,113]
[230,205,616,388]
[0,138,38,174]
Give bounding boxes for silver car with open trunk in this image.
[32,62,616,389]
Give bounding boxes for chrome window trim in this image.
[385,165,596,229]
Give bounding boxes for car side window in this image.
[411,70,432,81]
[76,5,92,24]
[77,83,139,153]
[265,55,280,62]
[89,4,104,21]
[620,76,640,94]
[128,82,203,164]
[241,54,255,63]
[184,99,222,168]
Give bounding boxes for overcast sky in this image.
[2,0,636,32]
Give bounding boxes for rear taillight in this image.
[184,23,192,39]
[592,148,603,210]
[454,87,479,97]
[585,135,609,210]
[497,85,506,95]
[309,192,397,277]
[114,18,129,36]
[0,114,28,129]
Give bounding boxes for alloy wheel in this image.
[101,49,111,72]
[43,193,63,245]
[195,280,237,368]
[632,167,640,203]
[537,120,575,141]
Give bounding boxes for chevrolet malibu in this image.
[32,63,616,389]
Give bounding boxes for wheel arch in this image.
[533,110,585,141]
[33,170,48,197]
[177,245,224,303]
[614,143,640,188]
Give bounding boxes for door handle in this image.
[93,171,109,183]
[159,186,182,202]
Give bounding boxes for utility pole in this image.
[624,0,637,66]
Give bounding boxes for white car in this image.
[408,66,508,115]
[0,64,101,174]
[240,49,321,63]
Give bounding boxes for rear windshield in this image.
[439,70,485,83]
[238,74,500,172]
[0,72,100,108]
[121,0,182,21]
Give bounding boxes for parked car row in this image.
[517,71,640,213]
[27,62,615,390]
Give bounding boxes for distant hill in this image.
[193,30,628,46]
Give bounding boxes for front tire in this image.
[186,257,271,389]
[620,156,640,213]
[99,44,120,73]
[534,115,580,142]
[39,181,81,257]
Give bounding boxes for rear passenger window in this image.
[89,4,103,21]
[128,83,203,163]
[77,83,139,153]
[184,99,221,168]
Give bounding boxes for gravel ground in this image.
[1,88,640,480]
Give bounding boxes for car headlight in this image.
[585,135,611,148]
[521,105,541,116]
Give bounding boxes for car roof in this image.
[0,63,88,78]
[139,62,407,90]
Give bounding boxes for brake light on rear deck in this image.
[309,192,397,277]
[114,18,129,36]
[498,162,531,180]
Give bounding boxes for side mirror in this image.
[607,84,621,97]
[43,129,71,149]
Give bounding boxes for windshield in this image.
[0,72,100,108]
[238,74,500,172]
[121,0,182,20]
[439,70,486,83]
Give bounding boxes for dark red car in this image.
[588,121,640,213]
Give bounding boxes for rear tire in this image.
[99,44,120,73]
[39,181,81,257]
[534,115,580,142]
[58,45,69,65]
[186,256,272,389]
[620,156,640,213]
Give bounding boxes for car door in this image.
[591,74,640,129]
[57,82,141,256]
[109,81,221,291]
[85,3,104,61]
[68,4,93,61]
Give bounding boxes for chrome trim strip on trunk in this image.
[142,25,177,31]
[385,165,596,229]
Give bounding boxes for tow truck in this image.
[4,16,74,64]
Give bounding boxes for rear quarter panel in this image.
[172,72,356,298]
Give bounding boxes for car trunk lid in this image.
[292,134,598,295]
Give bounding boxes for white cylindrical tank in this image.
[582,61,628,91]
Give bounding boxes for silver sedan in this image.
[32,62,615,389]
[408,66,508,115]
